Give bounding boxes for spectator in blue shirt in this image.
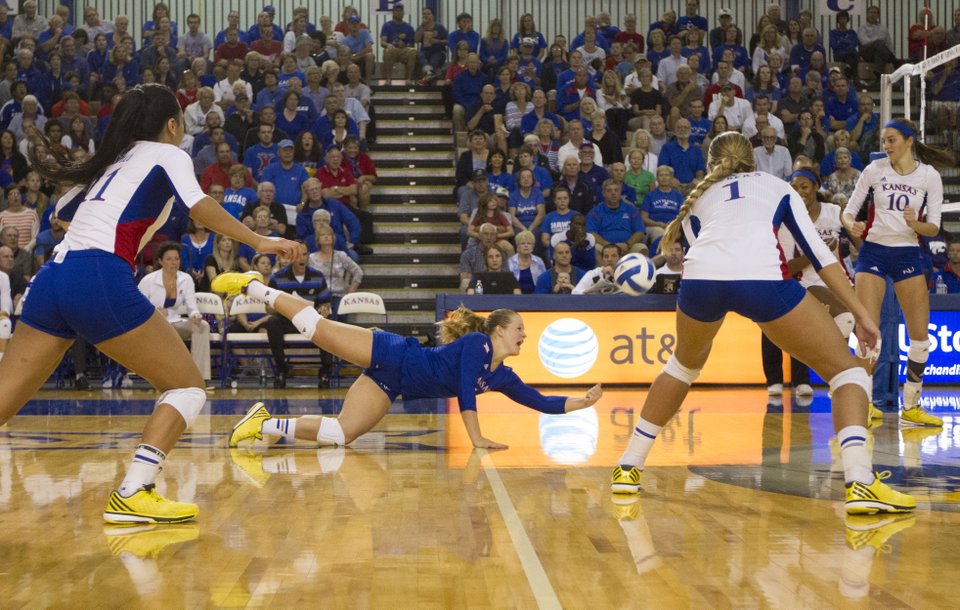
[656,119,706,190]
[380,3,417,82]
[789,28,826,74]
[825,76,858,131]
[261,140,310,206]
[534,241,585,294]
[244,123,279,181]
[295,179,361,252]
[452,54,487,132]
[556,66,596,121]
[641,167,684,244]
[448,13,480,54]
[223,164,258,220]
[508,168,546,242]
[415,7,448,79]
[341,16,375,78]
[511,13,548,59]
[829,11,859,74]
[677,2,708,34]
[540,186,576,251]
[586,179,647,257]
[846,94,880,153]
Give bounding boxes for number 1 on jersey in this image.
[724,181,744,201]
[89,168,120,201]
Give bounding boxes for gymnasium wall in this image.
[48,0,954,62]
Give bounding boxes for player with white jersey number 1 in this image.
[0,84,300,525]
[610,131,916,517]
[841,118,956,428]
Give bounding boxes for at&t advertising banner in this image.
[476,310,766,385]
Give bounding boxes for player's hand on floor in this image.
[473,437,508,450]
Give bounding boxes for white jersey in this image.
[778,202,843,288]
[681,171,836,281]
[843,158,942,248]
[55,141,207,267]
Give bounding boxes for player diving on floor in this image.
[211,271,603,449]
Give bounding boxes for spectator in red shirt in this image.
[214,27,248,63]
[251,25,283,65]
[199,141,255,191]
[341,135,377,211]
[317,145,357,207]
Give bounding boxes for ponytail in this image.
[28,84,182,186]
[886,118,956,170]
[436,306,517,344]
[660,131,755,254]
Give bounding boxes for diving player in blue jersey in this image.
[213,272,602,449]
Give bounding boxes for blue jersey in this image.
[369,331,567,413]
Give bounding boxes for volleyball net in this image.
[880,44,960,209]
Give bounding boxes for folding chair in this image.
[223,295,275,387]
[193,292,227,383]
[331,292,389,385]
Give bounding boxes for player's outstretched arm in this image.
[460,410,508,450]
[190,196,300,260]
[564,384,603,412]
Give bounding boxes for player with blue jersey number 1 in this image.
[212,271,602,449]
[610,131,917,517]
[841,118,955,428]
[0,84,300,525]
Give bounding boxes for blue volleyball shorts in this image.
[854,241,925,282]
[19,250,156,344]
[678,279,807,323]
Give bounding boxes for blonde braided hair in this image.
[659,131,756,254]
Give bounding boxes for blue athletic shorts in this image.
[678,279,807,323]
[854,241,925,281]
[19,250,156,344]
[362,331,419,401]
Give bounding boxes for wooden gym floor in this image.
[1,386,959,608]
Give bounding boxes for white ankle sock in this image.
[837,425,874,484]
[261,417,297,439]
[245,280,280,307]
[617,417,663,469]
[317,417,345,446]
[118,443,166,497]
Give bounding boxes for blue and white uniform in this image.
[777,201,845,289]
[679,171,836,322]
[364,331,567,414]
[20,141,207,343]
[843,158,942,281]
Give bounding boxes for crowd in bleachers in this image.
[450,3,960,295]
[0,1,389,387]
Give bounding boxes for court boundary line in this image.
[480,450,562,610]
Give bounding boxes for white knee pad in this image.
[834,312,855,339]
[0,317,11,339]
[156,387,207,427]
[828,367,871,398]
[662,354,701,386]
[908,339,930,363]
[292,308,322,339]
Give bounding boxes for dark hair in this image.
[3,184,21,200]
[30,84,182,186]
[294,130,321,163]
[156,241,181,262]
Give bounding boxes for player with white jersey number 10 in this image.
[841,118,956,428]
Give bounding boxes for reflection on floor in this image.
[1,386,958,606]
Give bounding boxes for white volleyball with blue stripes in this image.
[538,318,599,378]
[614,253,656,295]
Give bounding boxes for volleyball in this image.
[614,254,656,295]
